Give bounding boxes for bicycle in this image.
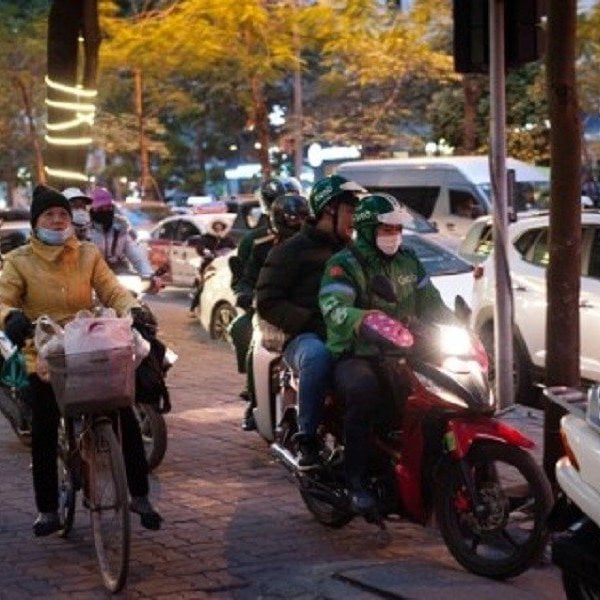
[47,345,133,594]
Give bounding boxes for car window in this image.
[176,220,201,241]
[153,220,179,240]
[119,204,172,229]
[449,189,484,218]
[402,235,473,276]
[514,227,542,258]
[524,229,549,267]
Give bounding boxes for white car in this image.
[143,213,237,287]
[462,211,600,404]
[197,233,474,341]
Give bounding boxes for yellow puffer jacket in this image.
[0,236,139,373]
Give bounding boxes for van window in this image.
[449,190,483,218]
[369,186,439,219]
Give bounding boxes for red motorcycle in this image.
[267,311,553,580]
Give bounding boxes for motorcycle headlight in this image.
[439,325,471,356]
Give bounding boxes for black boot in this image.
[33,511,61,537]
[295,434,322,471]
[241,403,256,431]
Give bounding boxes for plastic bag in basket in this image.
[64,315,133,355]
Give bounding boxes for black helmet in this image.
[269,193,309,238]
[259,178,287,213]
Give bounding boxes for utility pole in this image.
[133,67,151,200]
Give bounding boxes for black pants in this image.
[334,357,407,490]
[27,375,149,513]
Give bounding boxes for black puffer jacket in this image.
[256,222,345,340]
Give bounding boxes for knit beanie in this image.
[30,184,72,227]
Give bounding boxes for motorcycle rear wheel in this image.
[435,440,552,579]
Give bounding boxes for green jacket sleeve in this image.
[318,255,366,356]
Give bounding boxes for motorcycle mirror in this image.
[370,274,396,303]
[454,295,471,325]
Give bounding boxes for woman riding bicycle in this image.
[0,185,162,536]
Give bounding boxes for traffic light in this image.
[453,0,545,74]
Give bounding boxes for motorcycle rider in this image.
[319,192,454,514]
[88,186,161,290]
[238,193,309,430]
[188,219,236,315]
[256,175,365,469]
[229,177,300,413]
[0,184,162,536]
[62,187,92,240]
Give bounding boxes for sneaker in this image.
[33,511,61,537]
[130,496,163,530]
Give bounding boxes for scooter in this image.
[251,307,553,579]
[545,386,600,598]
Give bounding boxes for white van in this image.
[336,156,549,240]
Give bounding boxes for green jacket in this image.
[319,237,454,357]
[232,225,271,293]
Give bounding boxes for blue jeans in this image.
[283,333,332,436]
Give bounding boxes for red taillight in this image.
[473,265,484,280]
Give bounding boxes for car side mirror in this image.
[370,274,396,303]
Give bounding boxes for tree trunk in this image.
[462,74,481,153]
[544,0,581,487]
[45,0,99,189]
[250,75,271,179]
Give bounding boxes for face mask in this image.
[90,209,114,230]
[71,209,90,227]
[36,226,74,246]
[376,233,402,256]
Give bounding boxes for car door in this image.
[579,226,600,382]
[171,219,202,287]
[147,219,179,277]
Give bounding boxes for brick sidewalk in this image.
[0,291,564,599]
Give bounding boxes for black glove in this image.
[4,310,33,349]
[235,293,253,311]
[131,306,157,339]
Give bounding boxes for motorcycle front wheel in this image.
[435,440,553,580]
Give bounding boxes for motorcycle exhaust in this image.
[270,442,299,473]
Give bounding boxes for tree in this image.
[544,0,581,486]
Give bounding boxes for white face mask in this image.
[376,233,402,256]
[35,225,74,246]
[71,209,90,227]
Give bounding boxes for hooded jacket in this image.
[0,236,138,372]
[319,237,454,357]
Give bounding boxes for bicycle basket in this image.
[46,346,135,416]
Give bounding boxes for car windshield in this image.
[477,181,550,211]
[403,235,473,276]
[118,204,172,229]
[402,207,438,234]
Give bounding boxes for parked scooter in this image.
[545,385,600,598]
[252,306,553,579]
[115,267,176,471]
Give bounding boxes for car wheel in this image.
[479,323,538,407]
[210,301,237,341]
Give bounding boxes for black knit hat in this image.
[30,184,72,227]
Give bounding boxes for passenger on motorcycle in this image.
[62,187,92,241]
[229,177,300,421]
[238,193,309,431]
[0,185,162,536]
[319,193,455,514]
[88,187,162,291]
[256,175,364,469]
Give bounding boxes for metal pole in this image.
[489,0,514,411]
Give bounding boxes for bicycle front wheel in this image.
[88,420,130,593]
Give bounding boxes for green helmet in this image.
[308,175,365,218]
[353,193,408,244]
